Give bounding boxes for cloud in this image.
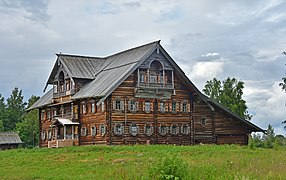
[245,81,286,135]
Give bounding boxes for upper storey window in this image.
[137,60,174,89]
[59,71,64,92]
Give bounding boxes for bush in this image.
[150,155,189,180]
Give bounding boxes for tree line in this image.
[0,87,39,147]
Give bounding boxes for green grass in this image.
[1,145,286,179]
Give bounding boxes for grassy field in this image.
[1,145,286,179]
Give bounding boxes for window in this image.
[159,102,165,113]
[128,100,137,112]
[201,116,206,127]
[140,74,145,82]
[129,124,139,136]
[150,74,156,83]
[81,126,87,136]
[41,131,46,141]
[66,81,70,91]
[172,101,176,113]
[53,109,57,117]
[145,101,151,113]
[171,125,178,135]
[82,103,86,114]
[47,130,52,140]
[99,124,106,136]
[114,124,123,136]
[101,102,105,112]
[91,125,96,136]
[53,84,58,93]
[41,110,45,120]
[144,124,153,136]
[182,101,188,113]
[91,102,96,113]
[181,125,190,135]
[159,125,168,136]
[47,110,51,120]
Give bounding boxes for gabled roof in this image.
[72,40,159,100]
[46,55,106,85]
[0,132,23,145]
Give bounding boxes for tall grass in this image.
[1,145,286,179]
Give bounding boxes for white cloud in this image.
[188,61,224,90]
[245,81,286,135]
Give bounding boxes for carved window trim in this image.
[41,131,46,141]
[144,124,153,136]
[81,126,87,136]
[144,101,151,113]
[172,101,176,114]
[129,124,139,136]
[99,124,106,136]
[158,125,168,136]
[128,100,137,112]
[159,102,166,113]
[91,125,97,136]
[182,100,188,113]
[170,124,179,135]
[114,123,124,136]
[181,124,191,135]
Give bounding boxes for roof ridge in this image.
[56,53,105,59]
[105,40,160,59]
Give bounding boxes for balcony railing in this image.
[138,82,173,89]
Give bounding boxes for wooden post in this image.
[64,126,66,140]
[171,70,174,89]
[163,70,165,88]
[72,126,74,139]
[137,68,140,87]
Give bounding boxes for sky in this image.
[0,0,286,135]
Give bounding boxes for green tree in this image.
[0,94,6,132]
[4,87,26,131]
[16,95,40,147]
[203,77,251,120]
[264,124,275,148]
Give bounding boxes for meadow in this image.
[1,145,286,179]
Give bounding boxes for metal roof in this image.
[72,41,158,100]
[0,132,23,145]
[52,118,79,126]
[27,89,53,110]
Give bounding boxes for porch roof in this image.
[53,118,79,126]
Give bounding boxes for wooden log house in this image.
[29,40,264,147]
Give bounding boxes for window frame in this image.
[172,101,176,113]
[159,125,168,136]
[129,124,139,136]
[81,126,87,136]
[145,101,151,113]
[114,123,124,136]
[99,124,106,136]
[91,125,97,136]
[144,124,153,136]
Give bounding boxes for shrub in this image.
[150,155,189,180]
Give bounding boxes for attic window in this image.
[201,116,206,127]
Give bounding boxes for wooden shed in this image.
[0,132,23,150]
